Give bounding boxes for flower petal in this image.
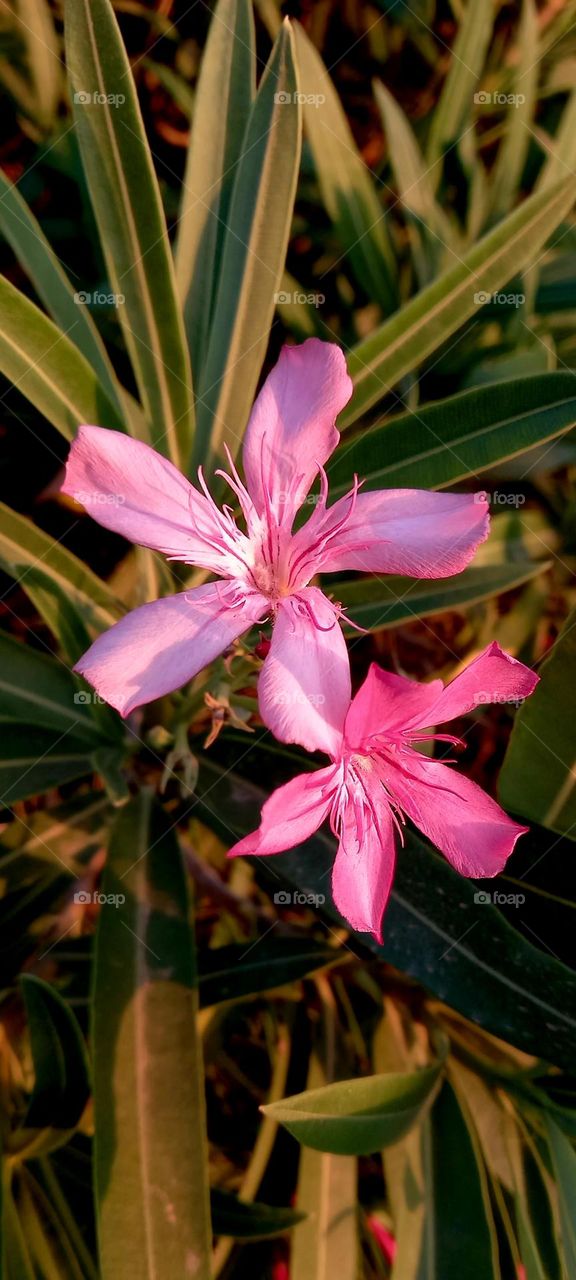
[228,765,340,858]
[345,662,443,748]
[332,770,396,942]
[62,425,229,570]
[315,489,490,576]
[258,587,350,757]
[75,582,267,716]
[420,641,539,726]
[387,753,528,877]
[242,340,353,527]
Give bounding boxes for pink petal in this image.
[258,588,350,757]
[315,489,490,576]
[242,340,353,527]
[332,769,396,942]
[75,582,267,716]
[387,753,528,877]
[62,425,227,569]
[345,662,443,748]
[421,642,539,726]
[228,765,340,858]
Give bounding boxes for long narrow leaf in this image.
[292,23,397,312]
[196,21,301,468]
[0,169,127,426]
[64,0,195,468]
[176,0,255,382]
[342,178,576,428]
[93,793,212,1279]
[0,276,125,438]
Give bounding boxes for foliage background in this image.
[1,0,576,1277]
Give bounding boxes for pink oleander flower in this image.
[228,644,538,940]
[62,339,489,752]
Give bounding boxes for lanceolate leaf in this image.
[194,759,576,1070]
[93,793,212,1280]
[543,1117,576,1276]
[19,975,90,1131]
[0,276,125,439]
[210,1190,304,1239]
[292,23,397,313]
[0,631,104,745]
[196,22,301,468]
[0,502,124,652]
[490,0,538,219]
[0,168,127,426]
[426,0,494,168]
[341,179,576,428]
[64,0,195,469]
[500,608,576,839]
[198,937,335,1006]
[420,1082,500,1278]
[176,0,256,382]
[374,80,452,284]
[0,726,95,807]
[336,562,547,634]
[262,1056,444,1155]
[330,372,576,493]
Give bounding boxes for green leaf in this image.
[64,0,195,468]
[0,725,95,807]
[331,372,576,492]
[292,23,396,312]
[210,1189,304,1239]
[420,1081,500,1278]
[536,90,576,193]
[176,0,255,382]
[374,80,452,284]
[0,502,124,658]
[0,631,104,744]
[543,1117,576,1275]
[0,168,126,425]
[194,760,576,1070]
[341,179,576,428]
[262,1056,444,1155]
[290,1055,359,1280]
[500,607,576,838]
[0,276,125,439]
[426,1,494,168]
[490,0,538,219]
[93,793,212,1280]
[196,22,301,468]
[198,938,335,1006]
[19,975,90,1132]
[336,562,547,634]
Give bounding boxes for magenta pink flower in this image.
[62,339,489,752]
[228,644,538,940]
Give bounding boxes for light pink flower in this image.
[62,339,489,751]
[228,643,538,940]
